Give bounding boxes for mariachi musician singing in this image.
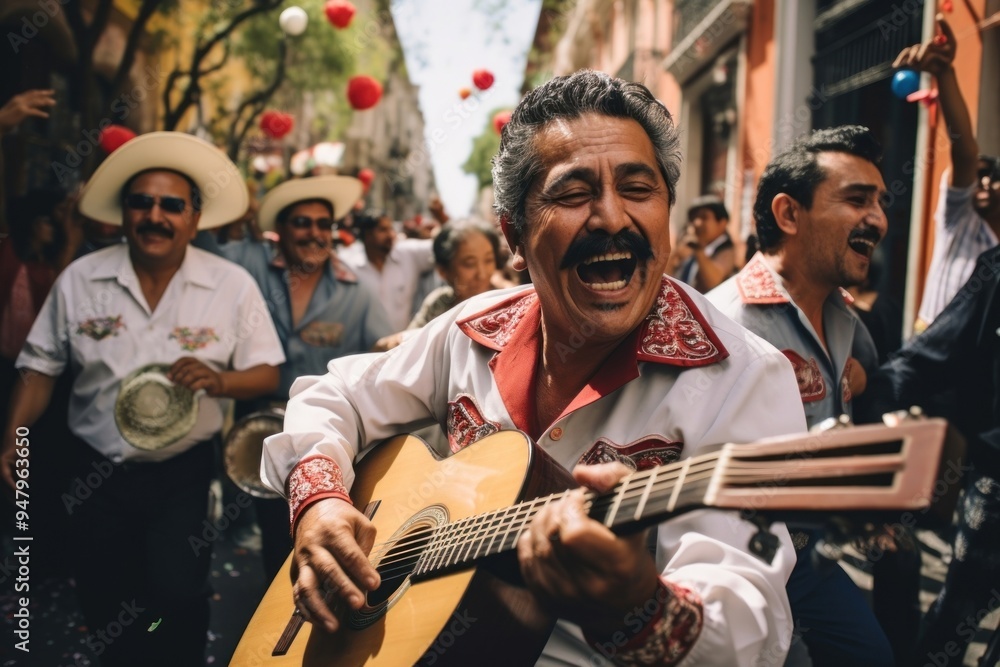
[259,71,809,665]
[218,175,393,577]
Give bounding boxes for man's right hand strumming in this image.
[291,498,381,633]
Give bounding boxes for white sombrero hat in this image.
[257,175,363,232]
[79,131,248,230]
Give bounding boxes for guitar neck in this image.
[411,419,950,579]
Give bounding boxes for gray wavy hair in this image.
[491,70,681,237]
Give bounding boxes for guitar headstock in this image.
[704,418,963,524]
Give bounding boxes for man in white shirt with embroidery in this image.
[338,211,436,331]
[264,71,807,665]
[0,132,285,667]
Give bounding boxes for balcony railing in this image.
[673,0,725,45]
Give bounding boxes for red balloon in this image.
[99,125,136,154]
[458,87,472,100]
[324,0,355,28]
[492,110,512,135]
[472,69,494,91]
[347,76,383,110]
[260,110,294,139]
[357,168,375,192]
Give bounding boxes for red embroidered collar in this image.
[736,253,790,304]
[456,279,726,437]
[458,279,728,366]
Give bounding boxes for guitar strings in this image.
[367,461,728,572]
[365,453,837,576]
[365,456,718,564]
[370,475,722,581]
[365,458,725,575]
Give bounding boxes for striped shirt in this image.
[917,171,997,328]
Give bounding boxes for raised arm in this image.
[893,17,978,187]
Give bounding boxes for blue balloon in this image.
[892,70,920,99]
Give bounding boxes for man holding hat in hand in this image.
[218,175,392,576]
[1,132,285,667]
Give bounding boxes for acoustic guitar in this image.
[231,418,956,667]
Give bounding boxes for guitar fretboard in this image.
[409,451,722,578]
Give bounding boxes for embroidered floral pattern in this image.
[458,292,537,349]
[841,358,853,406]
[300,321,345,347]
[639,278,725,364]
[613,582,704,666]
[446,394,501,453]
[287,456,350,529]
[782,349,826,402]
[76,315,125,341]
[169,327,219,351]
[736,254,790,304]
[578,436,683,471]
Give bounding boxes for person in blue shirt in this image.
[219,175,393,576]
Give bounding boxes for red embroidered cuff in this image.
[585,579,703,666]
[286,455,351,535]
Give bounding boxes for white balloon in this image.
[279,6,308,36]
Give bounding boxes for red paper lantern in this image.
[347,76,383,110]
[492,110,512,135]
[260,110,294,139]
[472,69,494,91]
[99,125,136,154]
[458,87,472,100]
[324,0,355,28]
[357,168,375,192]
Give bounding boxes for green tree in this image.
[462,107,507,190]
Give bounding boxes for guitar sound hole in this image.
[367,525,434,607]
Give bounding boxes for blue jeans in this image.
[786,535,894,667]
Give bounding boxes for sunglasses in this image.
[124,193,189,214]
[287,216,335,231]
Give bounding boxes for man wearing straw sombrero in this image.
[218,175,392,578]
[0,132,286,666]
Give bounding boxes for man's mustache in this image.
[560,230,653,270]
[296,239,330,249]
[135,223,174,238]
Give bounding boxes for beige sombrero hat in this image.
[257,175,363,232]
[79,131,248,230]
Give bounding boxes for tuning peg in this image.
[810,414,853,433]
[881,406,926,426]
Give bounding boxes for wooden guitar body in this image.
[230,431,574,667]
[231,418,958,667]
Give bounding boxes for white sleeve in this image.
[260,312,455,495]
[16,277,70,378]
[661,351,804,666]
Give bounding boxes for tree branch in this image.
[110,0,163,96]
[227,38,288,160]
[163,0,283,131]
